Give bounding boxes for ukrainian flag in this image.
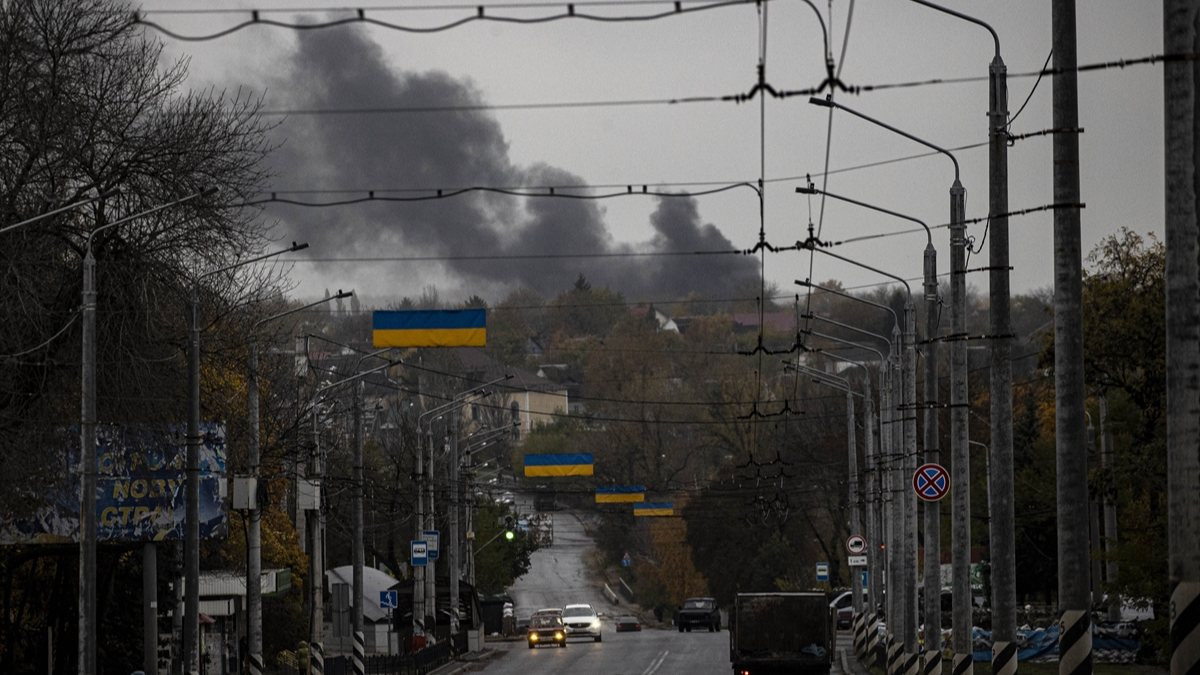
[372,309,486,348]
[633,502,673,517]
[595,485,646,504]
[524,453,594,477]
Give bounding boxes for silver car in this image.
[562,603,602,642]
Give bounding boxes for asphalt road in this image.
[477,512,857,675]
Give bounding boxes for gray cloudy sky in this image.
[146,0,1161,305]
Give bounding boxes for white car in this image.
[562,603,602,642]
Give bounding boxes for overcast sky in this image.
[143,0,1162,306]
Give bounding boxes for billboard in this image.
[0,423,228,544]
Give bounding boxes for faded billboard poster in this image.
[0,423,228,544]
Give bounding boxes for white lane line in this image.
[641,649,669,675]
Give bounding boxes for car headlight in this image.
[591,619,601,629]
[530,633,539,641]
[555,631,564,640]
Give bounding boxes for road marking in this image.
[641,649,669,675]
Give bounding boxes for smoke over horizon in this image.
[266,26,760,304]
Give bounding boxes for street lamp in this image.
[906,5,1014,669]
[76,186,217,675]
[808,97,966,670]
[798,184,947,668]
[0,185,119,235]
[797,254,916,663]
[243,290,350,675]
[415,377,509,639]
[305,357,401,672]
[184,239,307,675]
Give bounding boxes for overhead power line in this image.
[130,0,756,41]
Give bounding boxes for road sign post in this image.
[913,463,951,502]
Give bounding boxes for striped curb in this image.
[1171,581,1199,675]
[1058,610,1091,675]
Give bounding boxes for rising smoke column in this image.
[266,26,759,300]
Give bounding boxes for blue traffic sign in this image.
[379,590,398,609]
[424,530,440,561]
[411,540,428,567]
[816,562,830,582]
[861,570,868,588]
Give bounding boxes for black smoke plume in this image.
[266,26,760,301]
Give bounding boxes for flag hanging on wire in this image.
[595,485,646,503]
[523,453,594,477]
[633,502,673,517]
[372,309,486,348]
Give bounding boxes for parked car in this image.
[829,589,868,629]
[526,613,567,649]
[562,603,602,642]
[614,615,642,632]
[676,596,721,632]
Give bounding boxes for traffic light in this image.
[504,515,515,541]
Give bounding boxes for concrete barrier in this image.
[602,583,619,605]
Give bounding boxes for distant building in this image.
[450,348,569,440]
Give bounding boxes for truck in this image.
[729,592,836,674]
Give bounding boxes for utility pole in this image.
[906,5,1010,671]
[924,239,944,675]
[309,387,325,674]
[1098,396,1120,622]
[185,289,201,675]
[425,429,437,634]
[449,412,462,638]
[986,32,1018,675]
[79,248,98,675]
[414,426,426,639]
[1052,1,1092,672]
[890,332,904,675]
[863,374,881,669]
[1163,3,1200,673]
[902,301,919,675]
[353,381,366,675]
[143,543,157,675]
[246,342,265,675]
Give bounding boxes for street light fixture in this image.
[0,185,119,235]
[798,184,946,658]
[415,377,510,638]
[905,4,1014,668]
[807,97,967,668]
[244,290,350,675]
[77,186,217,675]
[184,239,307,675]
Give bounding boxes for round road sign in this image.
[846,535,867,555]
[913,463,950,502]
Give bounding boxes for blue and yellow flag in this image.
[633,502,673,517]
[372,309,486,348]
[524,453,594,477]
[595,485,646,504]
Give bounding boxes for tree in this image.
[0,1,279,669]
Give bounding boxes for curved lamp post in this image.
[807,97,966,670]
[78,186,217,675]
[798,185,947,666]
[243,290,349,675]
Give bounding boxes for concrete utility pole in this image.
[1098,396,1120,622]
[1052,1,1092,672]
[79,246,98,675]
[449,413,462,637]
[425,429,437,633]
[1162,3,1200,673]
[907,5,1012,670]
[309,383,326,674]
[353,381,366,675]
[245,292,339,675]
[143,543,156,675]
